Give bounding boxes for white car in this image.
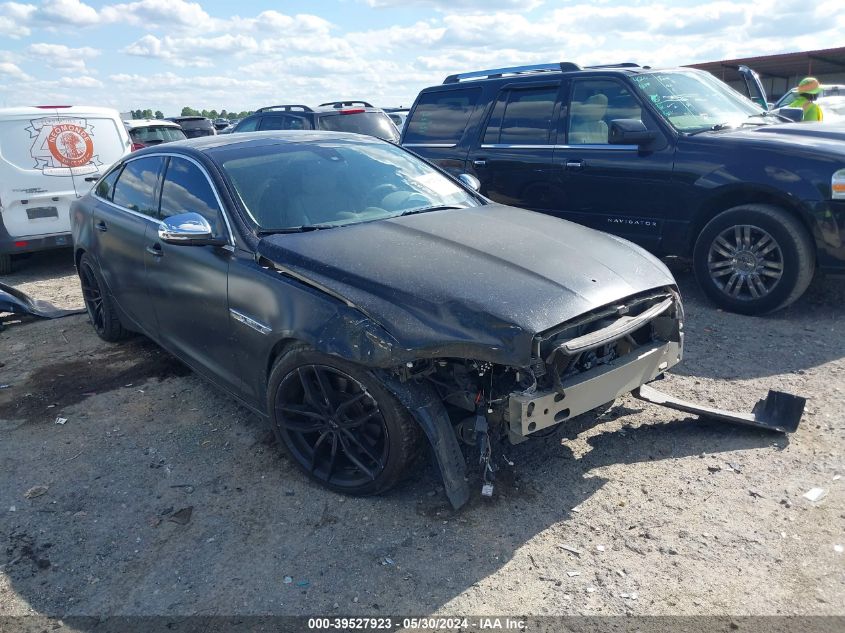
[0,105,130,273]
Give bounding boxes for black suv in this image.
[401,62,845,314]
[232,101,400,142]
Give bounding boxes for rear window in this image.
[317,112,399,142]
[129,126,187,145]
[404,88,481,145]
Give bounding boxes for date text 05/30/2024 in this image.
[307,617,527,630]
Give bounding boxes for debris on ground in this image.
[566,571,580,577]
[24,485,48,499]
[803,488,827,502]
[558,544,582,556]
[596,545,606,552]
[54,417,67,425]
[167,506,193,525]
[283,576,293,584]
[381,557,395,566]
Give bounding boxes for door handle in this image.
[95,221,107,232]
[84,175,99,182]
[473,159,487,167]
[145,243,163,257]
[565,160,584,170]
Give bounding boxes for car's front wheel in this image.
[693,204,814,315]
[78,252,130,341]
[268,347,421,496]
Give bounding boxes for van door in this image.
[466,81,564,213]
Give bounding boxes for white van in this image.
[0,106,131,273]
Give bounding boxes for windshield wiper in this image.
[748,111,793,123]
[258,224,339,234]
[397,205,464,217]
[687,122,735,136]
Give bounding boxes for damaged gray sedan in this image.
[70,132,794,509]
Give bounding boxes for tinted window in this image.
[129,126,187,145]
[160,157,225,237]
[95,166,122,200]
[404,88,481,144]
[318,112,399,142]
[112,157,163,215]
[235,117,260,132]
[568,79,643,145]
[483,86,559,145]
[260,115,309,131]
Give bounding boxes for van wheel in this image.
[693,204,814,315]
[268,346,422,496]
[0,254,11,275]
[78,253,130,342]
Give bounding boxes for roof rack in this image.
[318,101,374,108]
[255,104,314,113]
[443,62,581,84]
[584,63,641,69]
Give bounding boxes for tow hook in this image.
[633,383,805,433]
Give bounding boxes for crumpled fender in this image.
[0,282,84,320]
[379,373,470,509]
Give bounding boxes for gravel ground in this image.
[0,249,843,620]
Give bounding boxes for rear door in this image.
[466,81,564,212]
[91,155,164,331]
[402,87,483,175]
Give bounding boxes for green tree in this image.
[181,106,200,116]
[154,110,164,119]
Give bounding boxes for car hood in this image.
[712,122,845,154]
[256,204,675,365]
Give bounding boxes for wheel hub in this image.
[707,224,784,301]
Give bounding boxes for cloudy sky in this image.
[0,0,842,115]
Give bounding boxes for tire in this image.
[0,254,11,275]
[78,253,130,342]
[693,204,814,315]
[267,345,422,496]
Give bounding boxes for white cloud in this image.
[101,0,213,29]
[0,61,31,80]
[59,74,102,88]
[365,0,545,10]
[27,42,100,72]
[123,33,258,67]
[38,0,98,25]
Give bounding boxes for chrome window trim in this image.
[92,152,235,247]
[402,143,457,148]
[479,143,639,150]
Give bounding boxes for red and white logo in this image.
[26,116,101,176]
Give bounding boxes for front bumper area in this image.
[507,340,682,438]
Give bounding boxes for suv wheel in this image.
[78,253,130,341]
[693,204,814,314]
[0,254,10,275]
[268,346,422,496]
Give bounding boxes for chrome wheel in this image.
[275,364,389,489]
[707,224,784,301]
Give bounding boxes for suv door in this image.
[259,115,311,131]
[144,156,244,396]
[91,155,164,332]
[467,81,564,213]
[554,76,676,250]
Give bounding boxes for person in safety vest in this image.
[788,77,823,122]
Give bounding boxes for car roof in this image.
[0,105,123,118]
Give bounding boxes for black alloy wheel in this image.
[268,347,421,496]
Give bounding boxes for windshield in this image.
[317,112,400,142]
[631,70,763,133]
[219,139,480,231]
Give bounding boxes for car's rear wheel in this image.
[78,253,130,342]
[268,347,421,496]
[0,254,11,275]
[693,204,814,315]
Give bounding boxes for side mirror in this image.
[158,212,225,246]
[609,119,658,146]
[458,173,481,192]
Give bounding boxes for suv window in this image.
[112,157,164,216]
[159,157,225,237]
[404,88,481,145]
[95,166,122,201]
[235,117,260,132]
[568,79,643,145]
[318,112,399,142]
[260,116,309,131]
[483,85,559,145]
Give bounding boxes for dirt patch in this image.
[0,339,190,423]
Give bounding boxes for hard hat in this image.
[796,77,821,95]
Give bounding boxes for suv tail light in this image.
[340,109,366,115]
[131,142,146,151]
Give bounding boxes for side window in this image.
[260,116,308,131]
[112,157,164,216]
[95,166,122,201]
[568,79,643,145]
[403,88,481,145]
[159,157,225,238]
[236,117,260,132]
[483,85,559,145]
